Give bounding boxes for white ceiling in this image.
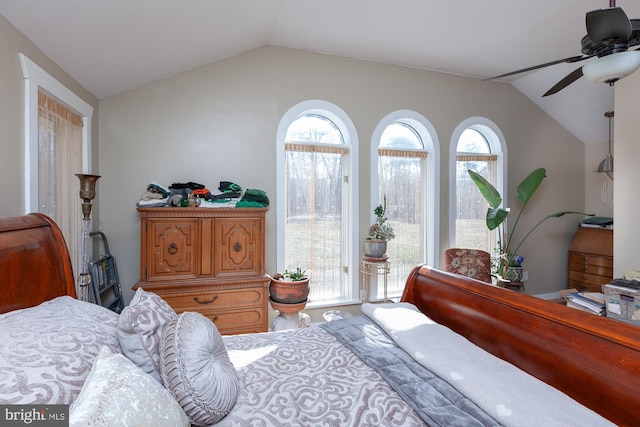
[1,0,636,144]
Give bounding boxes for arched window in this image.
[277,101,359,306]
[371,111,438,300]
[450,118,506,257]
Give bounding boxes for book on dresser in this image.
[134,207,269,335]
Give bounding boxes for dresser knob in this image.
[211,315,219,323]
[167,243,178,255]
[193,295,219,304]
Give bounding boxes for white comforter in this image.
[362,303,614,427]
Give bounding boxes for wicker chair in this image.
[444,248,492,284]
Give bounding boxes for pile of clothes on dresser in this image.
[136,180,269,208]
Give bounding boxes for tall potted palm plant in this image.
[468,168,593,282]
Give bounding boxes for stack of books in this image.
[566,291,606,316]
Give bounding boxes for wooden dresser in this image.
[135,207,269,335]
[567,226,613,292]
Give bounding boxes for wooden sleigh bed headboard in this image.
[0,213,76,313]
[401,264,640,426]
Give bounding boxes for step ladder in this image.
[88,231,125,313]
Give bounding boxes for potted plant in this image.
[468,168,593,282]
[364,195,395,259]
[269,267,310,304]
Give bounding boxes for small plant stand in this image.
[360,258,391,302]
[269,298,310,331]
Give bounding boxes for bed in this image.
[1,213,639,426]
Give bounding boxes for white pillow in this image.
[70,346,189,427]
[117,288,176,381]
[161,312,240,426]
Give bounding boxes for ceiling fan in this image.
[484,0,640,96]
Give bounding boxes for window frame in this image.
[276,100,359,306]
[371,110,440,271]
[449,117,507,251]
[20,53,94,213]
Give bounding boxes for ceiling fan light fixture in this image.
[582,50,640,83]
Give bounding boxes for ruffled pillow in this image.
[161,312,240,426]
[117,288,176,381]
[70,346,189,427]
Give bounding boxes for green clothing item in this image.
[240,189,270,206]
[236,200,265,208]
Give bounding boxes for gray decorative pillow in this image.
[117,288,176,381]
[161,312,240,426]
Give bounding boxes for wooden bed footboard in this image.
[401,264,640,426]
[0,213,76,313]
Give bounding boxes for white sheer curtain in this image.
[377,148,426,298]
[38,89,84,277]
[456,154,498,252]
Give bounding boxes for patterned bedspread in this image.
[220,323,426,426]
[220,303,614,427]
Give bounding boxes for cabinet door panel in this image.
[147,219,197,280]
[137,207,268,334]
[215,218,263,276]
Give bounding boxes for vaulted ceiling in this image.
[2,0,637,144]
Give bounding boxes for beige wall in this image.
[613,70,640,276]
[1,14,606,322]
[98,45,587,323]
[0,15,99,218]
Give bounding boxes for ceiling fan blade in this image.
[586,7,632,44]
[542,66,584,97]
[483,55,587,81]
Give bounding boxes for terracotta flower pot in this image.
[269,278,310,304]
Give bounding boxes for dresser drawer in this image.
[568,270,611,287]
[569,253,613,269]
[162,287,265,311]
[568,261,613,277]
[197,307,265,335]
[568,280,605,293]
